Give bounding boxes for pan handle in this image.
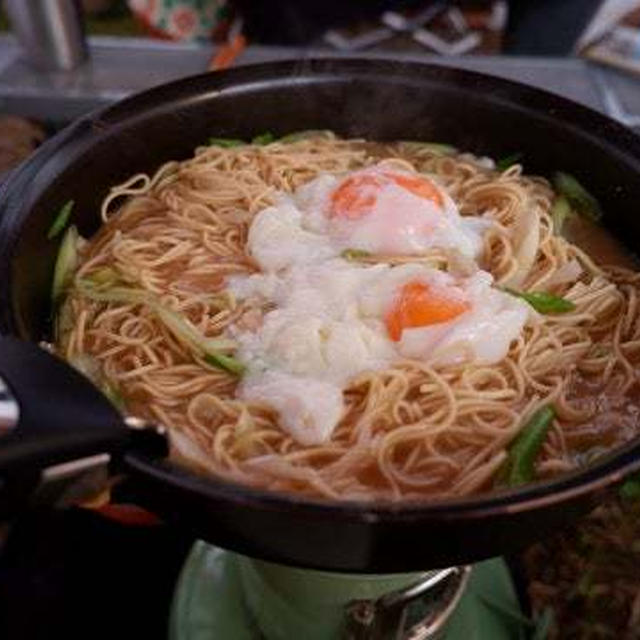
[0,336,166,516]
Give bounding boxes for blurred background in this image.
[1,0,640,174]
[1,1,640,639]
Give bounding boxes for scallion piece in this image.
[553,172,602,222]
[208,137,245,148]
[496,152,523,172]
[47,200,74,239]
[504,288,576,314]
[251,132,275,145]
[402,142,455,156]
[76,281,239,369]
[551,195,573,235]
[204,352,245,376]
[279,130,334,143]
[102,381,126,411]
[341,248,371,261]
[51,225,80,304]
[501,405,555,487]
[85,266,119,287]
[619,473,640,501]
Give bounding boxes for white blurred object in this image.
[325,0,502,55]
[413,28,481,56]
[577,0,639,50]
[488,1,509,32]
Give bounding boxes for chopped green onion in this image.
[68,353,101,384]
[619,473,640,501]
[279,130,334,143]
[500,405,556,487]
[85,266,120,287]
[76,281,238,369]
[154,305,237,354]
[102,380,126,411]
[47,200,74,239]
[76,281,150,306]
[208,137,245,148]
[553,172,602,222]
[54,298,74,343]
[551,195,573,235]
[52,225,80,304]
[204,352,245,376]
[496,152,523,173]
[341,248,371,261]
[251,132,275,145]
[402,141,456,156]
[504,288,576,314]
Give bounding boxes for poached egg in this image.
[228,165,530,445]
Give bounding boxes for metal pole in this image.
[4,0,88,71]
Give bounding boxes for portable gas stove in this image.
[170,543,522,639]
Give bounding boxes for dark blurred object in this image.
[4,0,88,71]
[81,0,116,14]
[324,1,506,55]
[0,116,44,175]
[236,0,506,55]
[0,507,191,640]
[523,483,640,639]
[235,0,423,45]
[504,0,601,55]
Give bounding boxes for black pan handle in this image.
[0,336,166,516]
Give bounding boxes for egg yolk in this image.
[329,171,444,220]
[385,281,470,341]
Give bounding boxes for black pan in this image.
[1,58,640,573]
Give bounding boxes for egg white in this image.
[228,166,529,445]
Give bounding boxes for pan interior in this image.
[3,60,640,571]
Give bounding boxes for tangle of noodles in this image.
[57,133,640,501]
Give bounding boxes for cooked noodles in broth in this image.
[55,132,640,501]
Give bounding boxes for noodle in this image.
[57,134,640,501]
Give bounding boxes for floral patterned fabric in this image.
[127,0,230,42]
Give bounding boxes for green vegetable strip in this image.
[402,142,456,156]
[47,200,74,239]
[155,305,237,354]
[204,353,245,376]
[251,132,275,145]
[619,472,640,501]
[551,195,572,235]
[553,172,602,222]
[51,225,80,304]
[84,266,119,286]
[279,130,334,143]
[504,405,555,487]
[504,288,576,314]
[208,137,245,148]
[102,380,126,411]
[76,281,240,373]
[341,248,371,261]
[495,152,523,172]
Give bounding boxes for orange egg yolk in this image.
[329,171,444,220]
[385,281,470,342]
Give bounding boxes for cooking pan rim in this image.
[2,57,640,520]
[124,434,640,521]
